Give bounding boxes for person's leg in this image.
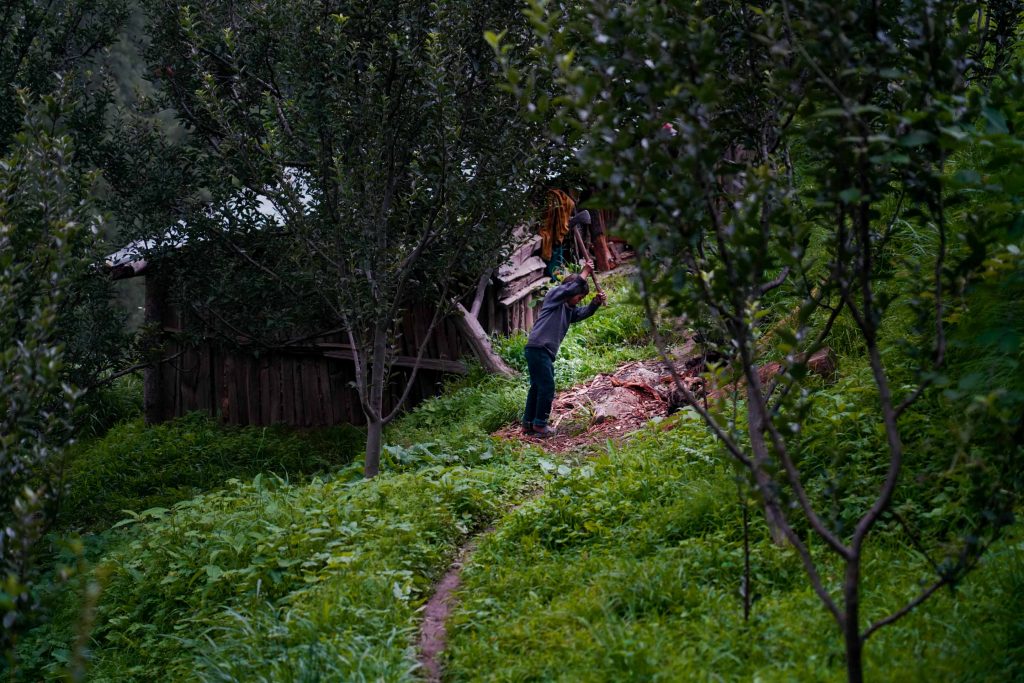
[523,348,541,428]
[531,351,556,428]
[523,383,537,431]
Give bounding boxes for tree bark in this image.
[364,416,383,478]
[364,323,389,478]
[747,384,788,546]
[844,560,864,683]
[452,302,517,377]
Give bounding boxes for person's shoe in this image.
[531,424,556,438]
[521,422,532,434]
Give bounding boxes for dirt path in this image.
[414,349,705,680]
[494,347,707,453]
[416,539,479,682]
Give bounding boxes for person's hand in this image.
[583,259,594,271]
[596,291,608,306]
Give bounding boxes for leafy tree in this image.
[138,0,551,476]
[0,96,104,670]
[1,0,130,155]
[501,0,1024,680]
[2,0,141,399]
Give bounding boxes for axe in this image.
[568,210,604,297]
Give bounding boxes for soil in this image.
[494,348,707,453]
[416,540,478,682]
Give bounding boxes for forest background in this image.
[2,1,1023,681]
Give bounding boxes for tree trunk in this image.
[747,385,789,546]
[593,233,615,271]
[452,302,517,377]
[844,561,864,683]
[364,416,383,478]
[363,323,389,478]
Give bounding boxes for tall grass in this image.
[59,413,365,531]
[15,273,656,681]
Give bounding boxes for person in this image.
[522,260,607,437]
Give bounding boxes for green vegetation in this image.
[446,449,1021,681]
[445,359,1024,682]
[75,374,143,440]
[60,413,365,531]
[14,262,1024,682]
[4,1,1021,680]
[23,458,532,681]
[14,276,652,681]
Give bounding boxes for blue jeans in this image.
[523,346,556,427]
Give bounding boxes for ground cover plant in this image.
[12,274,654,681]
[444,378,1024,682]
[58,413,366,531]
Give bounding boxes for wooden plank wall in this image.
[476,280,540,337]
[154,304,465,427]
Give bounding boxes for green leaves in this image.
[0,95,105,662]
[39,458,523,680]
[982,106,1010,135]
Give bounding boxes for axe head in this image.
[570,209,592,226]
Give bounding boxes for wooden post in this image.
[143,269,164,425]
[451,303,517,377]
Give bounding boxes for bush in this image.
[75,374,144,439]
[18,447,535,681]
[61,413,365,531]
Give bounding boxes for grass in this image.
[59,412,366,531]
[443,413,1024,682]
[14,259,1022,681]
[13,272,654,682]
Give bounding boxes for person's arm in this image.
[569,291,607,323]
[546,276,588,304]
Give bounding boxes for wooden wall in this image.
[149,297,472,427]
[145,238,550,427]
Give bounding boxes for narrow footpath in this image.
[413,348,707,680]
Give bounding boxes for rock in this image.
[807,347,837,379]
[592,387,644,424]
[613,365,661,387]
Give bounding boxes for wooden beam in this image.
[497,256,546,285]
[499,275,549,308]
[320,350,467,375]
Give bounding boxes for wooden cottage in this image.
[108,230,558,428]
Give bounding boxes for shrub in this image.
[61,413,364,530]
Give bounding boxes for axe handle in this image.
[570,224,604,296]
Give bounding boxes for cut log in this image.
[806,347,837,379]
[451,303,517,377]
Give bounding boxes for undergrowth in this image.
[12,272,654,681]
[59,413,366,531]
[444,413,1023,682]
